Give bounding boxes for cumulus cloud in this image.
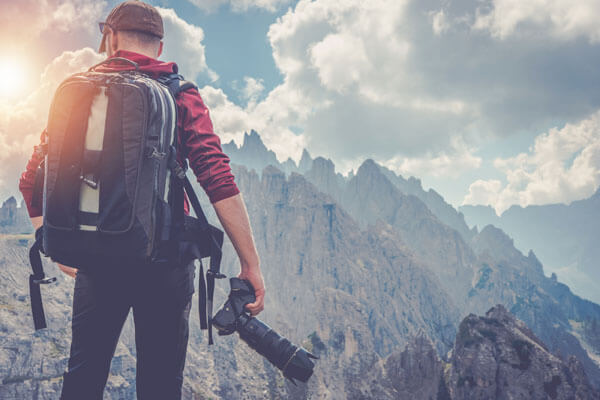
[0,0,106,41]
[233,76,265,105]
[473,0,600,42]
[463,110,600,213]
[199,83,308,163]
[234,0,489,174]
[186,0,293,13]
[430,9,450,35]
[0,48,104,200]
[157,7,218,82]
[383,137,482,179]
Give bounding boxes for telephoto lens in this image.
[212,278,318,384]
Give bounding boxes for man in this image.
[18,1,265,398]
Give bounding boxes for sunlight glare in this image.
[0,58,27,99]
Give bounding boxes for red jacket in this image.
[19,50,239,217]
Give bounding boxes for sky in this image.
[0,0,599,214]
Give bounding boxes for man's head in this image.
[99,0,164,59]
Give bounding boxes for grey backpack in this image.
[29,57,225,343]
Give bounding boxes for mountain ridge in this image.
[1,129,599,398]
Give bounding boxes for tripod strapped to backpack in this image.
[28,57,226,344]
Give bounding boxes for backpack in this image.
[28,57,225,344]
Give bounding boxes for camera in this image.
[212,278,318,384]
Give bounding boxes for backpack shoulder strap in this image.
[157,72,226,345]
[157,73,198,98]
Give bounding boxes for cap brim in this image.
[99,32,107,53]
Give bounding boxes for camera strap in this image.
[183,175,226,345]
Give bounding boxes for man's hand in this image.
[212,193,265,317]
[58,264,78,279]
[238,267,265,317]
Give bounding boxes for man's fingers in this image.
[245,292,265,316]
[58,264,77,279]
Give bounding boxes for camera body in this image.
[212,278,317,384]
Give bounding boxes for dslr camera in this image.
[212,278,317,384]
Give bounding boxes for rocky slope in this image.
[460,189,600,304]
[300,154,600,389]
[447,305,599,399]
[341,305,599,399]
[0,166,459,399]
[1,130,599,398]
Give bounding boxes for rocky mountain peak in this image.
[471,224,522,262]
[0,196,29,232]
[356,158,378,175]
[3,196,16,207]
[352,159,395,193]
[298,148,313,173]
[305,157,342,202]
[449,305,599,399]
[222,130,280,174]
[242,129,266,149]
[343,159,405,226]
[311,156,335,174]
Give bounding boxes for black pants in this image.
[60,260,195,400]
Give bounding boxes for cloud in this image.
[199,84,308,163]
[430,9,450,36]
[157,7,218,83]
[463,110,600,213]
[473,0,600,43]
[0,0,106,41]
[383,137,482,179]
[463,179,503,209]
[0,47,104,200]
[186,0,293,13]
[233,76,265,105]
[246,0,486,169]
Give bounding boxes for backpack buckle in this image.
[80,174,98,189]
[206,270,226,279]
[32,276,57,285]
[147,147,167,160]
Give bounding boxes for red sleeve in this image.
[176,89,240,204]
[19,130,46,218]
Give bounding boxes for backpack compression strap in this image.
[29,230,57,330]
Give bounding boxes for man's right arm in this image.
[176,88,265,315]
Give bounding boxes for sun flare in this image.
[0,58,27,99]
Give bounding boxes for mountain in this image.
[377,164,476,241]
[0,166,459,398]
[1,130,599,398]
[0,197,31,234]
[359,305,599,399]
[300,150,600,388]
[460,188,600,303]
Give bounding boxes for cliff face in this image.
[351,306,599,400]
[460,189,600,304]
[0,197,31,233]
[299,154,600,389]
[0,166,458,399]
[1,130,599,399]
[448,305,599,400]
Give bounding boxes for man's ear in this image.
[157,41,163,58]
[110,30,119,54]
